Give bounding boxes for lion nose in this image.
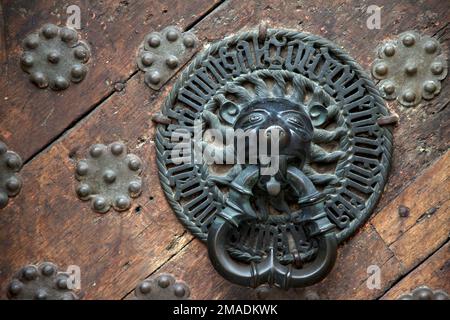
[264,125,289,147]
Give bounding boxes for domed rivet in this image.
[76,161,89,176]
[374,63,388,76]
[41,264,56,276]
[24,34,40,49]
[93,196,107,212]
[383,83,395,95]
[6,177,21,193]
[434,291,449,300]
[53,76,69,90]
[90,145,104,158]
[42,24,59,39]
[165,56,179,69]
[110,142,125,156]
[103,169,117,184]
[424,40,437,54]
[414,287,433,300]
[158,275,171,288]
[430,62,443,75]
[166,29,179,42]
[423,81,437,93]
[128,181,142,195]
[6,154,22,170]
[147,70,161,85]
[8,280,23,296]
[173,284,186,297]
[23,266,38,281]
[402,34,415,46]
[56,277,68,289]
[405,64,417,76]
[0,192,8,208]
[35,289,48,300]
[31,72,48,88]
[47,51,60,64]
[141,52,155,67]
[71,65,86,79]
[76,184,91,198]
[383,45,395,57]
[183,35,196,48]
[128,158,141,171]
[139,281,152,294]
[403,90,416,103]
[60,28,77,42]
[74,47,88,61]
[75,142,143,214]
[20,53,34,68]
[115,196,131,210]
[148,34,161,48]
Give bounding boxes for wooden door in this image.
[0,0,448,299]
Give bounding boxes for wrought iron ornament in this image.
[134,274,190,300]
[398,286,449,300]
[20,24,90,90]
[7,262,79,300]
[137,26,198,90]
[372,31,447,107]
[75,142,143,213]
[156,28,393,288]
[0,140,22,209]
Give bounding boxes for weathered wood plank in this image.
[381,242,449,300]
[372,151,450,270]
[0,0,221,161]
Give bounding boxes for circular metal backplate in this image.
[156,28,393,246]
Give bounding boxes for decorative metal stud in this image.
[156,27,393,289]
[0,140,23,209]
[398,286,449,300]
[372,31,447,107]
[20,23,90,90]
[133,274,190,300]
[136,26,198,90]
[7,262,79,300]
[75,142,143,213]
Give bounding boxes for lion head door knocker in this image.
[155,26,393,289]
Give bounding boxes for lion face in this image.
[234,98,314,167]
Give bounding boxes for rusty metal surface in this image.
[0,140,22,209]
[20,24,90,90]
[136,26,198,90]
[7,262,79,300]
[133,274,190,300]
[372,31,447,107]
[75,142,143,213]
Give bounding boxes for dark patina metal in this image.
[398,286,449,300]
[0,140,23,209]
[7,262,79,300]
[156,28,393,289]
[75,142,143,213]
[134,274,190,300]
[20,23,90,90]
[137,26,198,90]
[372,31,447,107]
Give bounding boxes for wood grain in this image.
[381,242,449,300]
[372,151,450,270]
